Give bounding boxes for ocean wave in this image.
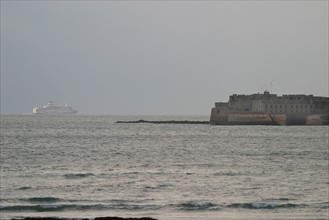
[143,183,174,191]
[63,173,95,179]
[1,197,62,204]
[227,202,300,209]
[0,203,161,212]
[23,197,62,203]
[213,172,244,176]
[0,204,70,212]
[17,186,32,190]
[177,200,220,211]
[0,200,308,213]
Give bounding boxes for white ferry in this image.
[32,101,78,114]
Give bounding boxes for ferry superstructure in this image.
[32,101,78,114]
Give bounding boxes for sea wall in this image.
[210,107,329,125]
[210,103,228,125]
[306,114,329,125]
[210,110,286,125]
[228,113,286,125]
[285,114,307,125]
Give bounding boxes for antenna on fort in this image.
[270,80,275,93]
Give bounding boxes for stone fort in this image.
[210,91,329,125]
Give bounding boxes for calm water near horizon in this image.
[0,114,328,220]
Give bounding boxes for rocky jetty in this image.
[11,217,157,220]
[116,119,209,125]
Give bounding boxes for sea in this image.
[0,114,328,220]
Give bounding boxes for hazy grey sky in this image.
[1,1,328,115]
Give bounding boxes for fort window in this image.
[217,110,220,113]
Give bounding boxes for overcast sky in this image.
[1,1,328,115]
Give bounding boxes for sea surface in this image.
[0,115,328,220]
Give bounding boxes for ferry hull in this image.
[32,101,78,114]
[33,111,78,114]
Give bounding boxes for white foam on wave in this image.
[250,202,277,209]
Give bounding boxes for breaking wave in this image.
[177,201,220,211]
[227,202,300,209]
[24,197,62,203]
[0,200,307,213]
[0,203,161,212]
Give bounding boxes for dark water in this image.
[1,115,328,220]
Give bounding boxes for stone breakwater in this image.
[11,217,157,220]
[116,119,209,124]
